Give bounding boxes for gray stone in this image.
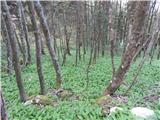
[131,107,156,120]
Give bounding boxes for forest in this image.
[1,0,160,120]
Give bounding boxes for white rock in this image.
[131,107,156,119]
[110,107,123,114]
[24,100,33,106]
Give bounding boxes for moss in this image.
[96,96,113,106]
[58,89,74,100]
[32,95,53,105]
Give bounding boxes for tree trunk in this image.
[34,1,62,88]
[40,37,45,55]
[0,90,8,120]
[28,1,46,95]
[1,15,13,74]
[17,1,27,65]
[104,1,150,95]
[19,1,32,64]
[63,9,71,56]
[2,1,27,102]
[75,2,81,65]
[108,3,116,77]
[93,2,97,64]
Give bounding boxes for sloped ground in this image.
[1,52,160,120]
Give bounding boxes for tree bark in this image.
[0,90,8,120]
[108,3,116,77]
[75,2,81,65]
[28,1,46,95]
[19,1,32,64]
[125,14,160,95]
[34,1,62,88]
[63,8,71,56]
[17,1,27,65]
[104,1,150,95]
[2,1,27,102]
[1,15,13,74]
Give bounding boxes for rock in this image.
[57,89,74,100]
[131,107,156,120]
[110,107,123,114]
[24,95,53,106]
[96,95,112,106]
[101,107,110,116]
[32,95,53,105]
[24,100,33,106]
[101,106,123,116]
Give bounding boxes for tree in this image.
[108,2,116,77]
[1,15,13,75]
[75,1,81,65]
[34,1,63,88]
[2,1,27,102]
[104,1,150,95]
[0,90,8,120]
[19,1,32,64]
[17,1,27,65]
[28,1,46,95]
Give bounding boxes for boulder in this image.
[24,95,53,106]
[131,107,156,120]
[57,89,74,100]
[96,95,112,106]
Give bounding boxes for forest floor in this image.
[1,51,160,120]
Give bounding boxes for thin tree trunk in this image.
[34,1,62,88]
[93,2,97,64]
[1,15,13,74]
[17,1,27,65]
[62,9,69,66]
[63,9,71,56]
[157,38,160,59]
[40,37,45,55]
[28,1,46,95]
[15,30,24,59]
[2,1,27,102]
[0,90,8,120]
[51,2,58,55]
[75,2,81,65]
[108,3,116,77]
[19,1,31,64]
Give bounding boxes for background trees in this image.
[1,1,160,119]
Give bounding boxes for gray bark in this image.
[17,1,27,65]
[1,15,13,74]
[28,1,46,95]
[34,1,62,88]
[104,1,150,95]
[19,1,31,64]
[2,1,27,102]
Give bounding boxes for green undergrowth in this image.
[1,52,160,120]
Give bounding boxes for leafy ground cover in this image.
[1,52,160,120]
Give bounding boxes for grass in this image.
[1,51,160,120]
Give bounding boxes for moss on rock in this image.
[96,95,113,106]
